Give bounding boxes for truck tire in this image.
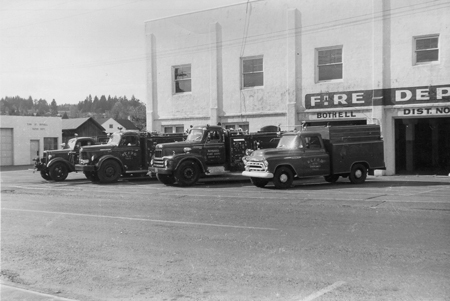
[250,177,269,188]
[324,175,339,183]
[40,170,52,181]
[98,160,121,183]
[175,160,199,186]
[349,164,367,184]
[84,171,99,182]
[273,167,294,189]
[157,174,176,185]
[49,162,69,181]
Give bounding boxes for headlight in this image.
[184,147,191,153]
[245,149,254,156]
[165,159,173,169]
[263,160,269,171]
[150,158,154,166]
[91,155,96,162]
[48,155,53,160]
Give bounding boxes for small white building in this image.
[144,0,450,175]
[100,118,140,135]
[0,116,62,166]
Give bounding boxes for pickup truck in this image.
[75,131,185,183]
[150,125,281,186]
[242,125,386,189]
[34,136,97,181]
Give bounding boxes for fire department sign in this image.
[305,84,450,109]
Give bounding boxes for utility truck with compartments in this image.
[242,125,386,189]
[75,131,185,183]
[34,136,98,181]
[149,125,281,186]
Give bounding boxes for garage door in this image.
[1,128,13,166]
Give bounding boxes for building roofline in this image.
[144,0,266,23]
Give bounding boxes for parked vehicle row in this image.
[34,125,386,189]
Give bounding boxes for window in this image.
[224,123,249,133]
[44,137,58,150]
[414,35,439,64]
[242,57,263,88]
[163,125,185,134]
[173,65,191,93]
[317,47,343,81]
[109,124,113,129]
[304,136,322,149]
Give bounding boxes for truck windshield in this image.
[107,133,122,145]
[66,138,77,150]
[186,129,204,142]
[277,135,301,149]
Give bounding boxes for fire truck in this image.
[75,131,185,183]
[242,125,386,189]
[34,136,98,181]
[149,125,281,186]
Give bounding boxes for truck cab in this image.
[76,131,185,183]
[34,136,97,181]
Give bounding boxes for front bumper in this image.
[242,170,274,179]
[34,162,47,171]
[75,164,96,172]
[147,167,173,176]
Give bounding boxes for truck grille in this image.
[153,158,165,168]
[246,161,265,171]
[154,149,162,158]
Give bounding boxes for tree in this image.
[50,99,58,116]
[129,103,146,130]
[36,99,49,116]
[62,112,69,119]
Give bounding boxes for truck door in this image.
[295,135,330,177]
[204,129,226,165]
[118,135,142,171]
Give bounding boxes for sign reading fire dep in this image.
[305,84,450,109]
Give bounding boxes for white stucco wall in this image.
[145,0,450,175]
[0,116,62,166]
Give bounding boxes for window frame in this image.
[224,122,249,133]
[241,56,264,89]
[413,34,439,65]
[44,137,58,150]
[163,125,185,134]
[172,64,192,94]
[316,46,343,82]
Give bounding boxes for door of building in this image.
[30,140,40,164]
[1,128,13,166]
[395,117,450,175]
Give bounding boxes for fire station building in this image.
[145,0,450,175]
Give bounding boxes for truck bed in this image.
[304,125,385,174]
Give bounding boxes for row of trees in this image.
[1,95,146,129]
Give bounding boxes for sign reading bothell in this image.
[305,85,450,109]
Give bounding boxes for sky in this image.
[0,0,243,105]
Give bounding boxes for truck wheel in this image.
[84,171,99,182]
[175,161,199,186]
[157,174,176,185]
[273,167,294,189]
[324,175,339,183]
[98,160,121,183]
[349,164,367,184]
[49,162,69,181]
[40,170,52,181]
[250,177,269,188]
